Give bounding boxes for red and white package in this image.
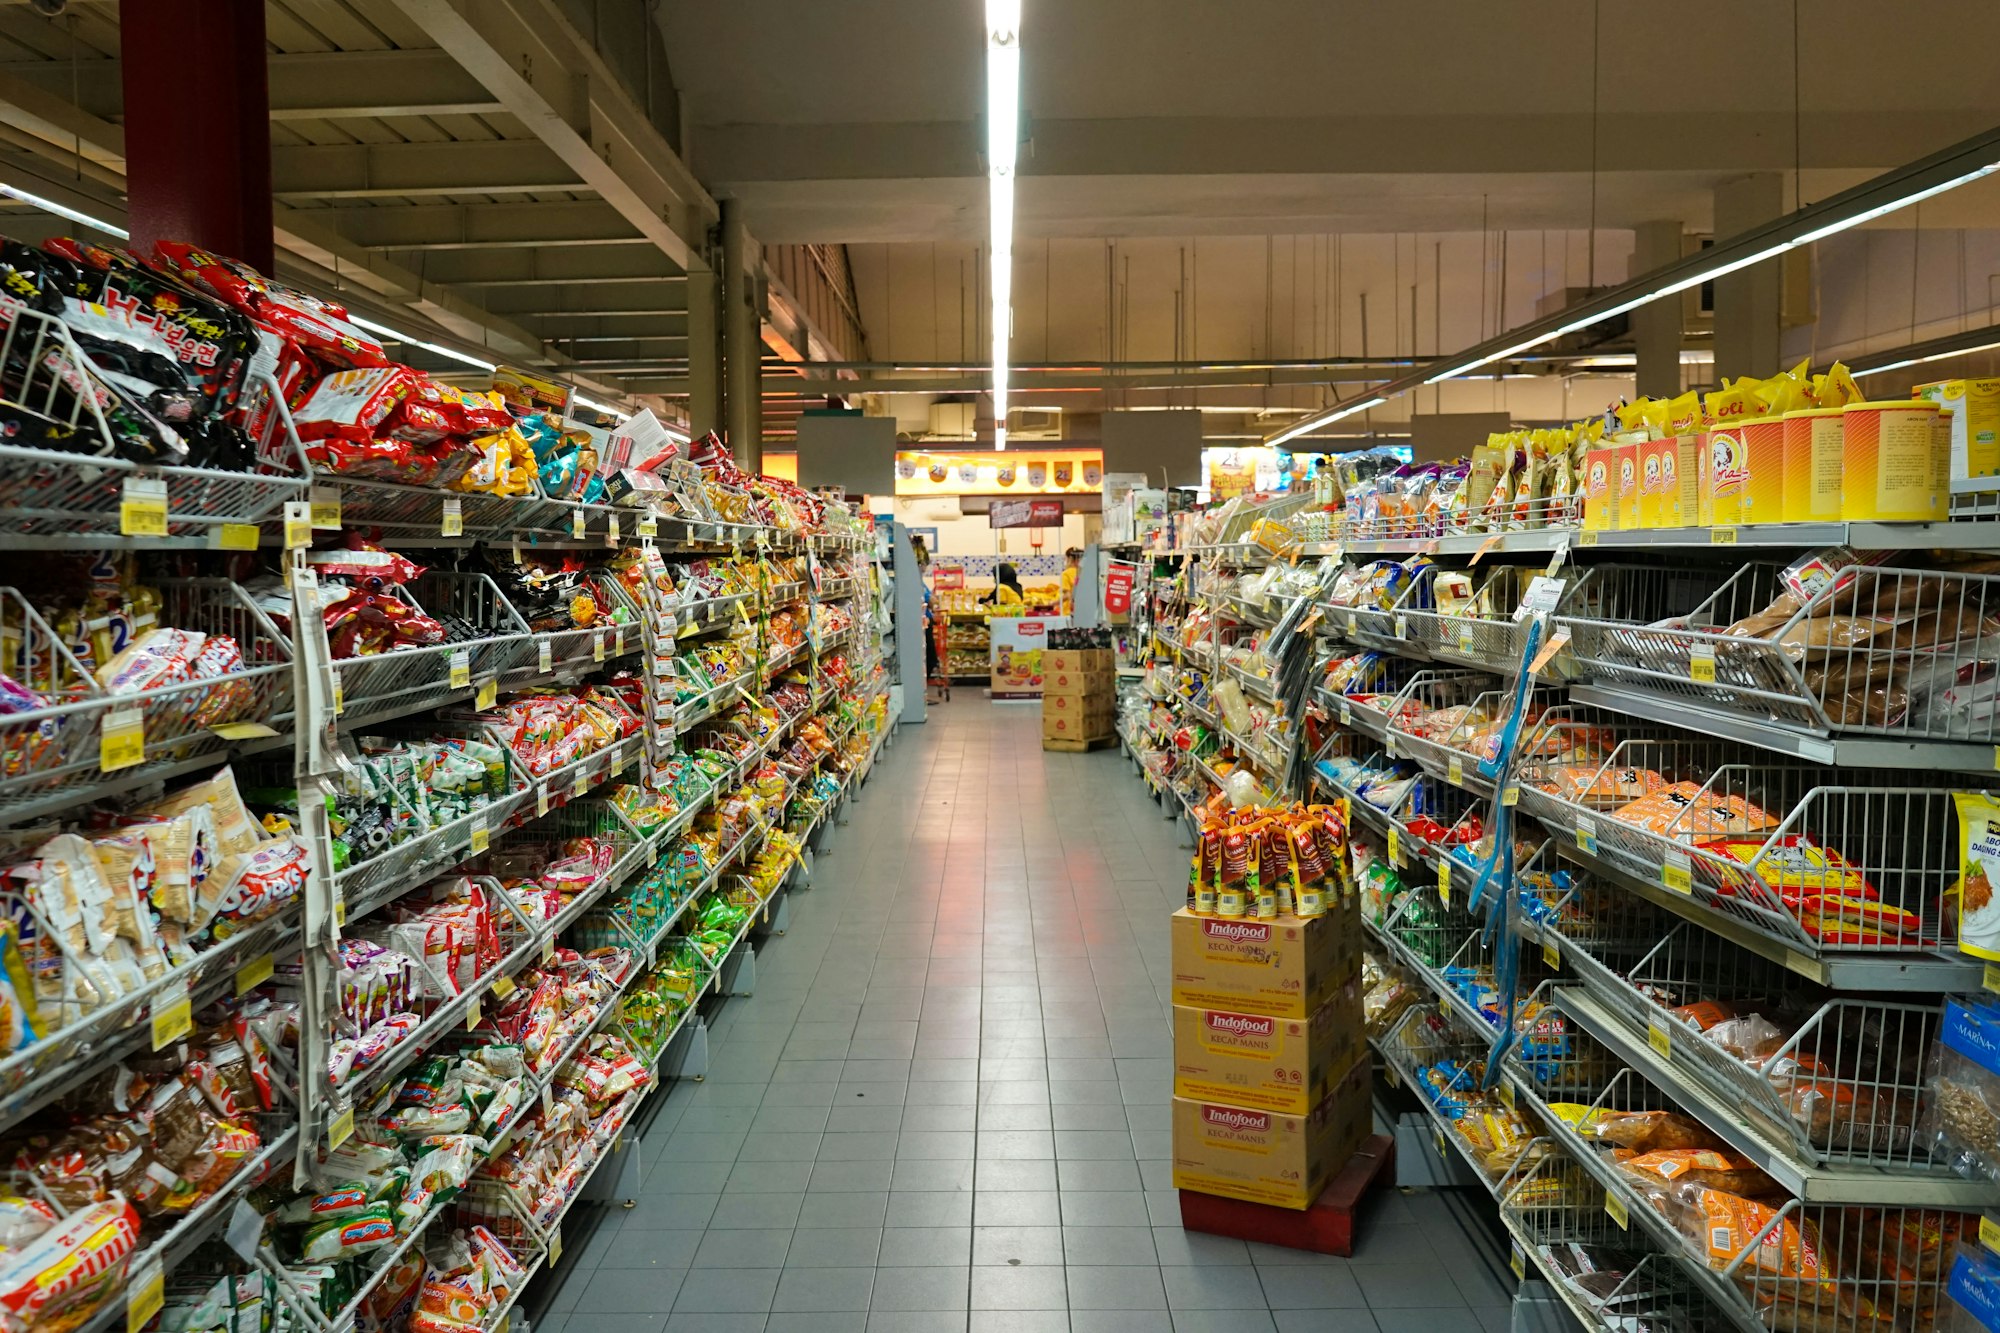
[292,367,420,443]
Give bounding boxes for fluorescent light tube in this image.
[1267,395,1385,447]
[0,182,126,238]
[985,0,1020,451]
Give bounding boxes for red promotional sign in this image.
[989,498,1064,529]
[933,564,966,589]
[1103,562,1136,614]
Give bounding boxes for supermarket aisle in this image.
[539,697,1514,1333]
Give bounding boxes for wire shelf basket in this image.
[0,579,293,821]
[331,571,532,724]
[0,310,310,542]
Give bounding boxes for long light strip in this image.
[1268,127,2000,444]
[1266,397,1385,448]
[987,0,1020,449]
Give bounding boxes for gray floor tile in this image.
[1063,1226,1158,1266]
[772,1267,875,1312]
[1174,1314,1281,1333]
[798,1190,890,1227]
[819,1131,902,1160]
[1059,1192,1151,1227]
[1162,1266,1270,1311]
[870,1266,972,1311]
[1067,1265,1167,1311]
[693,1229,793,1270]
[971,1265,1070,1310]
[967,1314,1068,1333]
[973,1191,1062,1227]
[708,1193,806,1229]
[1353,1264,1471,1310]
[770,1315,863,1333]
[971,1225,1065,1266]
[784,1226,883,1268]
[1361,1311,1484,1333]
[1068,1314,1175,1333]
[882,1226,973,1266]
[1149,1228,1253,1266]
[672,1268,781,1314]
[886,1192,975,1228]
[600,1229,703,1269]
[811,1158,898,1192]
[1255,1266,1366,1309]
[737,1132,822,1162]
[582,1317,670,1333]
[864,1314,968,1333]
[574,1267,686,1313]
[662,1317,764,1333]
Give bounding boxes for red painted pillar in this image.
[120,1,273,273]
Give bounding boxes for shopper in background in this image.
[981,562,1025,609]
[910,532,931,569]
[922,578,940,679]
[1060,547,1082,615]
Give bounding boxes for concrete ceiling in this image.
[659,0,2000,244]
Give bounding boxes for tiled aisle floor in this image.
[537,697,1515,1333]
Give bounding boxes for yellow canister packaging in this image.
[1739,417,1786,525]
[1916,377,2000,483]
[1781,408,1844,523]
[1842,399,1945,521]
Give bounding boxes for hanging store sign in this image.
[989,498,1064,529]
[1103,563,1136,615]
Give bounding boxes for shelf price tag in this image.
[150,976,192,1049]
[469,811,489,855]
[1574,817,1597,856]
[1499,1081,1516,1112]
[541,937,556,964]
[1346,611,1359,636]
[1604,1193,1630,1230]
[1384,1063,1400,1088]
[310,484,342,529]
[1386,828,1402,867]
[331,673,344,716]
[1649,1020,1674,1061]
[1578,531,1599,547]
[1662,850,1693,894]
[571,508,587,540]
[637,513,658,538]
[548,1225,563,1267]
[126,1258,164,1333]
[606,514,620,545]
[212,522,260,551]
[536,783,550,817]
[593,631,607,663]
[1456,624,1476,654]
[120,476,169,536]
[1338,699,1352,726]
[1436,859,1451,907]
[614,626,626,656]
[1433,1127,1447,1159]
[101,707,146,772]
[1510,1243,1526,1281]
[1688,644,1717,684]
[328,1106,355,1150]
[475,677,498,711]
[1393,614,1408,639]
[1542,937,1560,970]
[1711,526,1739,546]
[1383,732,1398,759]
[538,640,554,674]
[465,997,482,1030]
[235,952,274,996]
[1527,627,1572,677]
[1447,756,1464,788]
[1472,535,1502,566]
[1981,1215,2000,1254]
[448,649,471,689]
[572,768,588,799]
[1985,963,2000,995]
[1502,783,1520,808]
[283,501,312,550]
[492,974,517,1001]
[440,496,464,537]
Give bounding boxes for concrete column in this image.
[1631,220,1684,399]
[720,199,763,472]
[1713,174,1784,382]
[686,265,722,438]
[122,1,273,272]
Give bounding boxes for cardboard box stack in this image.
[1041,647,1115,751]
[1169,891,1371,1210]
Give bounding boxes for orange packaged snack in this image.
[1593,1109,1719,1153]
[1617,1148,1777,1198]
[1540,764,1666,809]
[1697,834,1877,903]
[1674,1187,1827,1282]
[1670,1000,1738,1031]
[1611,782,1779,840]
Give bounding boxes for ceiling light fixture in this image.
[1265,396,1385,448]
[1265,124,2000,445]
[0,182,126,238]
[987,0,1021,449]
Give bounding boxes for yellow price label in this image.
[1711,526,1739,546]
[1433,1128,1447,1159]
[210,720,278,741]
[150,978,192,1049]
[469,814,489,855]
[614,627,626,656]
[1447,756,1464,788]
[548,1226,563,1266]
[442,497,464,537]
[1542,938,1560,970]
[542,937,556,964]
[465,998,482,1030]
[1981,1215,2000,1254]
[328,1106,355,1149]
[310,485,342,529]
[1510,1244,1525,1281]
[1605,1193,1629,1230]
[1648,1020,1672,1061]
[120,477,169,536]
[1662,855,1693,894]
[235,953,274,996]
[607,514,621,544]
[1574,820,1597,856]
[593,632,607,663]
[571,509,586,540]
[1578,530,1599,547]
[283,501,311,550]
[1499,1081,1516,1112]
[536,783,550,817]
[492,974,517,1001]
[476,677,498,711]
[126,1259,164,1333]
[333,895,347,929]
[448,650,471,689]
[1502,783,1520,807]
[214,522,259,550]
[1436,860,1451,907]
[538,640,554,674]
[1384,1063,1400,1088]
[100,707,146,773]
[1689,647,1717,684]
[638,514,658,538]
[573,769,588,799]
[331,675,344,716]
[1386,828,1402,866]
[1472,535,1501,565]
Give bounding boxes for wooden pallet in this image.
[1042,734,1117,753]
[1177,1133,1396,1257]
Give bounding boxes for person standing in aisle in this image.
[1059,546,1082,615]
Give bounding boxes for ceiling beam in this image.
[389,245,686,286]
[482,285,688,317]
[306,200,646,251]
[271,140,582,199]
[386,0,716,272]
[0,51,506,122]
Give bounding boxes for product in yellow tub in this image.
[1582,447,1612,531]
[1637,437,1667,527]
[1916,377,2000,483]
[1612,441,1639,530]
[1665,434,1699,528]
[1706,425,1747,526]
[1781,408,1844,523]
[1694,432,1715,527]
[1842,399,1945,521]
[1738,417,1786,524]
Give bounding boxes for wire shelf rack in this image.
[331,571,532,724]
[0,578,293,821]
[0,310,309,543]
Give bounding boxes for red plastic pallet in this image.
[1177,1134,1396,1257]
